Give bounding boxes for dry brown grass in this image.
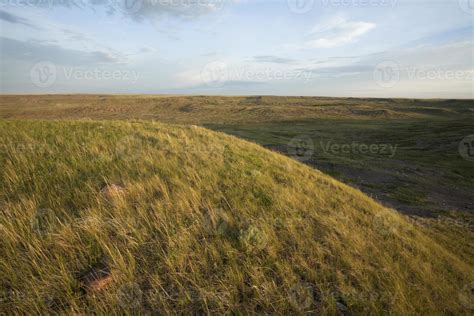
[2,95,472,124]
[0,119,472,314]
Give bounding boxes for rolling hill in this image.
[1,119,472,314]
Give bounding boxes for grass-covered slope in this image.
[0,120,472,314]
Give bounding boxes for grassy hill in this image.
[1,120,472,314]
[1,95,473,217]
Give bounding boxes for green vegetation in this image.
[1,95,472,216]
[0,95,473,314]
[1,95,472,123]
[0,120,473,314]
[209,117,474,216]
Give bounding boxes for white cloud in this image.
[306,17,375,48]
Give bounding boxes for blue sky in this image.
[0,0,473,98]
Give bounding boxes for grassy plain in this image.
[0,120,473,314]
[1,95,473,216]
[0,95,473,314]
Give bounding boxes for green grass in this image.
[0,95,472,123]
[0,95,473,313]
[0,119,473,314]
[1,95,472,216]
[0,95,474,216]
[209,117,474,215]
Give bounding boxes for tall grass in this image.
[0,120,472,314]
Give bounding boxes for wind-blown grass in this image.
[0,120,472,314]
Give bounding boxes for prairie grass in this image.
[0,119,472,314]
[1,95,472,123]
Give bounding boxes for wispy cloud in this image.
[0,10,41,29]
[0,1,471,98]
[2,0,231,22]
[305,16,375,48]
[0,37,125,66]
[251,55,294,64]
[130,0,228,21]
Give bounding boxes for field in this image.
[1,95,473,216]
[0,95,473,314]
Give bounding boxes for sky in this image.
[0,0,473,98]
